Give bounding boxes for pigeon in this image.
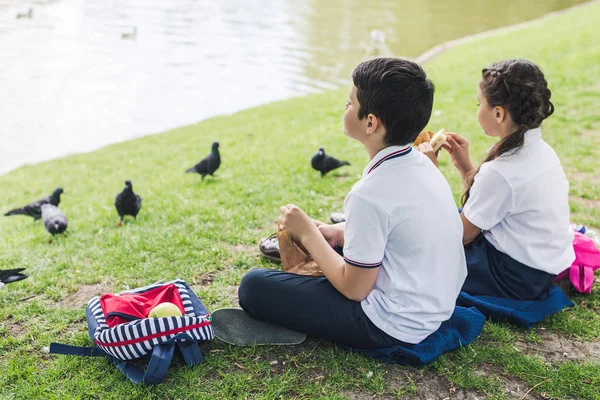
[4,188,64,221]
[0,268,28,285]
[311,148,350,177]
[114,180,142,226]
[186,142,220,180]
[41,204,68,236]
[16,8,33,19]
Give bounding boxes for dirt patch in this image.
[379,372,480,400]
[344,390,394,399]
[56,282,112,308]
[381,363,548,399]
[572,197,600,210]
[192,273,217,286]
[569,171,600,187]
[219,241,261,256]
[474,363,546,399]
[401,372,481,400]
[515,331,600,363]
[581,129,600,145]
[233,243,260,256]
[1,317,26,337]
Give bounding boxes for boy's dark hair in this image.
[462,59,553,205]
[352,58,434,146]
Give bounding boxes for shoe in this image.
[258,233,280,261]
[330,212,346,224]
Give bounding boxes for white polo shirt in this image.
[343,145,467,344]
[463,128,575,274]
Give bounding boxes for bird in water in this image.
[121,26,137,40]
[4,188,64,221]
[16,8,33,19]
[186,142,221,180]
[41,204,68,238]
[364,29,393,59]
[311,148,350,177]
[114,180,142,226]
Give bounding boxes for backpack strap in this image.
[177,341,204,365]
[49,343,107,357]
[113,343,175,385]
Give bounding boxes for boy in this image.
[239,58,467,348]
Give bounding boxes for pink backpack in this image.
[554,231,600,294]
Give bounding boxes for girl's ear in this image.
[366,113,379,134]
[494,106,506,124]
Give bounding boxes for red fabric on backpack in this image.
[100,284,186,327]
[554,232,600,294]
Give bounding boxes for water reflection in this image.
[0,0,587,175]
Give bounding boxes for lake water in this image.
[0,0,587,175]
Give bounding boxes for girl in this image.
[423,59,575,300]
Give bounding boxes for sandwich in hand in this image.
[429,128,447,152]
[413,128,447,152]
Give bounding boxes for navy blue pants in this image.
[238,268,410,349]
[462,235,556,300]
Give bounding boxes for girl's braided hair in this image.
[462,59,554,205]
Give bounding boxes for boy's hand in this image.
[318,223,344,248]
[416,142,439,167]
[444,132,474,178]
[279,204,319,244]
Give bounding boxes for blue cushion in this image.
[344,306,485,367]
[457,284,573,328]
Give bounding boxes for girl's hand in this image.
[279,204,319,244]
[318,223,344,248]
[444,132,474,177]
[416,142,439,168]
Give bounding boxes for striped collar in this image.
[364,145,412,176]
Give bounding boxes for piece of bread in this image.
[286,259,324,277]
[413,130,433,147]
[277,223,324,277]
[429,128,447,152]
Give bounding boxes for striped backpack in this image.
[50,279,214,384]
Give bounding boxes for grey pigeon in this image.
[0,268,28,285]
[186,142,220,180]
[41,204,68,236]
[311,148,350,177]
[4,188,64,221]
[114,180,142,226]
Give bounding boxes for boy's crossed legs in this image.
[238,268,409,349]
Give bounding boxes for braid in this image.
[462,59,554,206]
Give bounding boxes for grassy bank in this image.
[1,1,599,399]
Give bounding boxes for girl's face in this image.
[476,82,502,138]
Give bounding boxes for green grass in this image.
[1,2,600,399]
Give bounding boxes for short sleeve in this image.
[342,192,388,268]
[463,163,514,230]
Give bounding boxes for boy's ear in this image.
[366,113,379,134]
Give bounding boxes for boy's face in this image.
[343,85,367,140]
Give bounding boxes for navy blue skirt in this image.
[462,235,556,300]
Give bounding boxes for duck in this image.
[370,29,385,45]
[121,26,137,40]
[363,29,393,59]
[16,8,33,19]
